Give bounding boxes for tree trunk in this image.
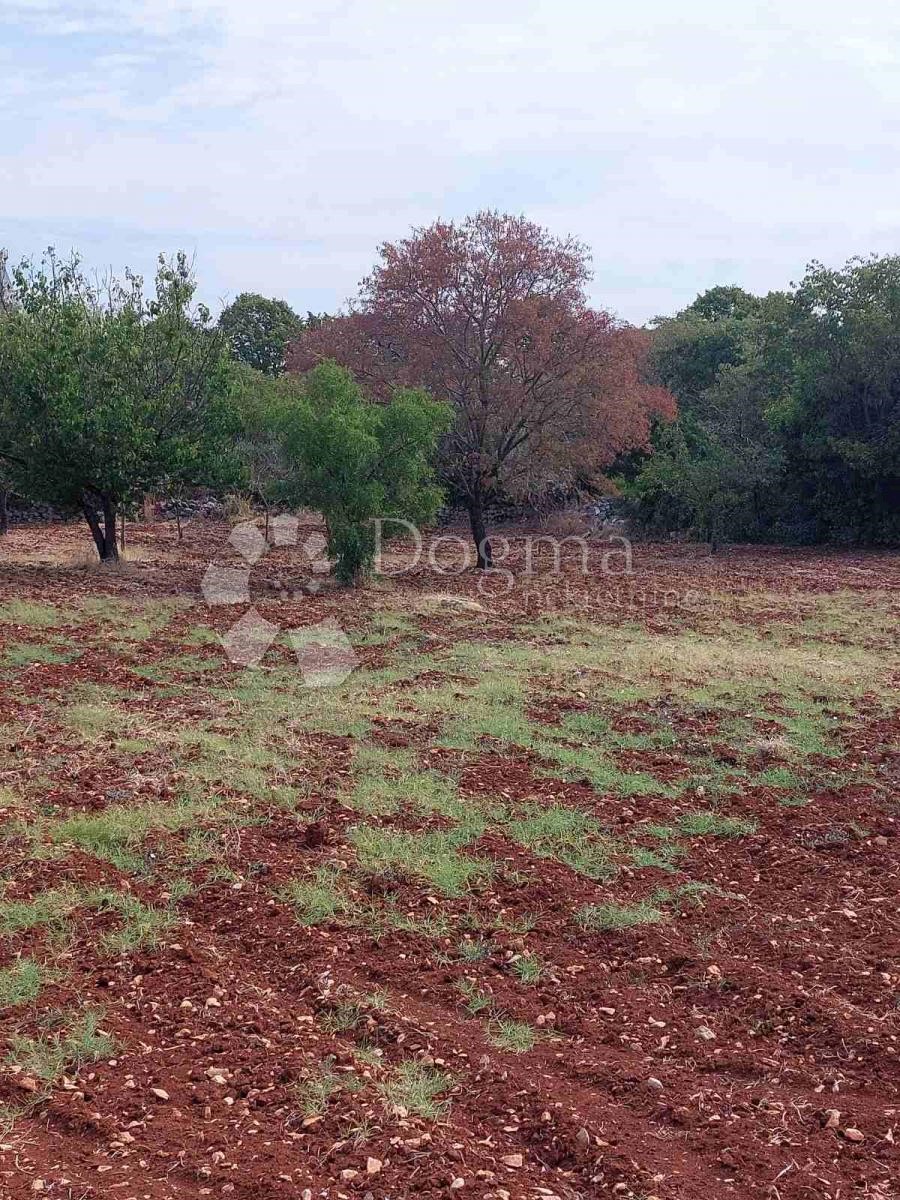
[467,490,493,570]
[101,495,120,561]
[0,487,8,536]
[175,503,183,541]
[120,511,127,555]
[81,492,119,561]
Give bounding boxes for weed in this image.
[487,1018,536,1053]
[757,766,801,788]
[678,811,758,838]
[457,978,493,1016]
[457,938,492,963]
[0,600,68,628]
[53,797,214,873]
[575,901,666,931]
[379,1060,453,1119]
[6,1008,115,1081]
[0,887,80,939]
[350,825,492,897]
[296,1056,349,1116]
[283,868,351,925]
[0,959,45,1009]
[511,952,544,984]
[3,642,76,668]
[92,892,176,953]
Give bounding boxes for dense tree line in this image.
[626,258,900,546]
[2,227,897,582]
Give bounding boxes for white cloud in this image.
[2,0,900,321]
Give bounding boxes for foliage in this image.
[218,291,326,376]
[278,361,451,582]
[287,211,674,565]
[782,256,900,543]
[0,251,242,559]
[630,258,900,547]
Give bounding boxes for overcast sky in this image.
[2,0,898,324]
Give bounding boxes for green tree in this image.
[279,361,451,582]
[218,292,306,376]
[227,362,302,538]
[629,286,792,544]
[782,256,900,543]
[0,251,241,560]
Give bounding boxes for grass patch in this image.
[0,600,68,628]
[3,642,77,668]
[0,959,45,1009]
[677,811,758,838]
[350,825,492,897]
[6,1008,115,1082]
[487,1017,537,1053]
[504,803,618,880]
[510,952,544,984]
[296,1056,360,1116]
[283,867,352,925]
[575,900,666,931]
[93,892,176,953]
[457,978,493,1015]
[379,1060,453,1119]
[52,797,216,873]
[0,887,80,938]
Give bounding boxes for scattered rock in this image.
[150,1088,170,1102]
[501,1154,523,1168]
[366,1157,383,1175]
[695,1025,716,1041]
[843,1128,865,1142]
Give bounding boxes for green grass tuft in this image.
[575,900,666,931]
[379,1060,453,1118]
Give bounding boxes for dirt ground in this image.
[0,517,898,1200]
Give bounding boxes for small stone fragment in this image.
[150,1088,170,1101]
[824,1109,841,1129]
[843,1127,865,1142]
[501,1154,523,1168]
[366,1157,383,1175]
[696,1025,716,1041]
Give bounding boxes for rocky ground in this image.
[0,518,898,1199]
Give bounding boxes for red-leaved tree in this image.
[287,212,674,566]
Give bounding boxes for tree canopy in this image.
[629,258,900,546]
[287,211,674,566]
[219,292,327,376]
[278,361,451,581]
[0,251,241,559]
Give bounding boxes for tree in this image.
[279,361,450,582]
[218,292,305,376]
[781,256,900,543]
[0,251,242,561]
[625,418,779,550]
[228,362,301,539]
[287,212,673,567]
[629,287,793,544]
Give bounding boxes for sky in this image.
[2,0,899,325]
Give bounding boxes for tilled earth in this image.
[0,518,898,1200]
